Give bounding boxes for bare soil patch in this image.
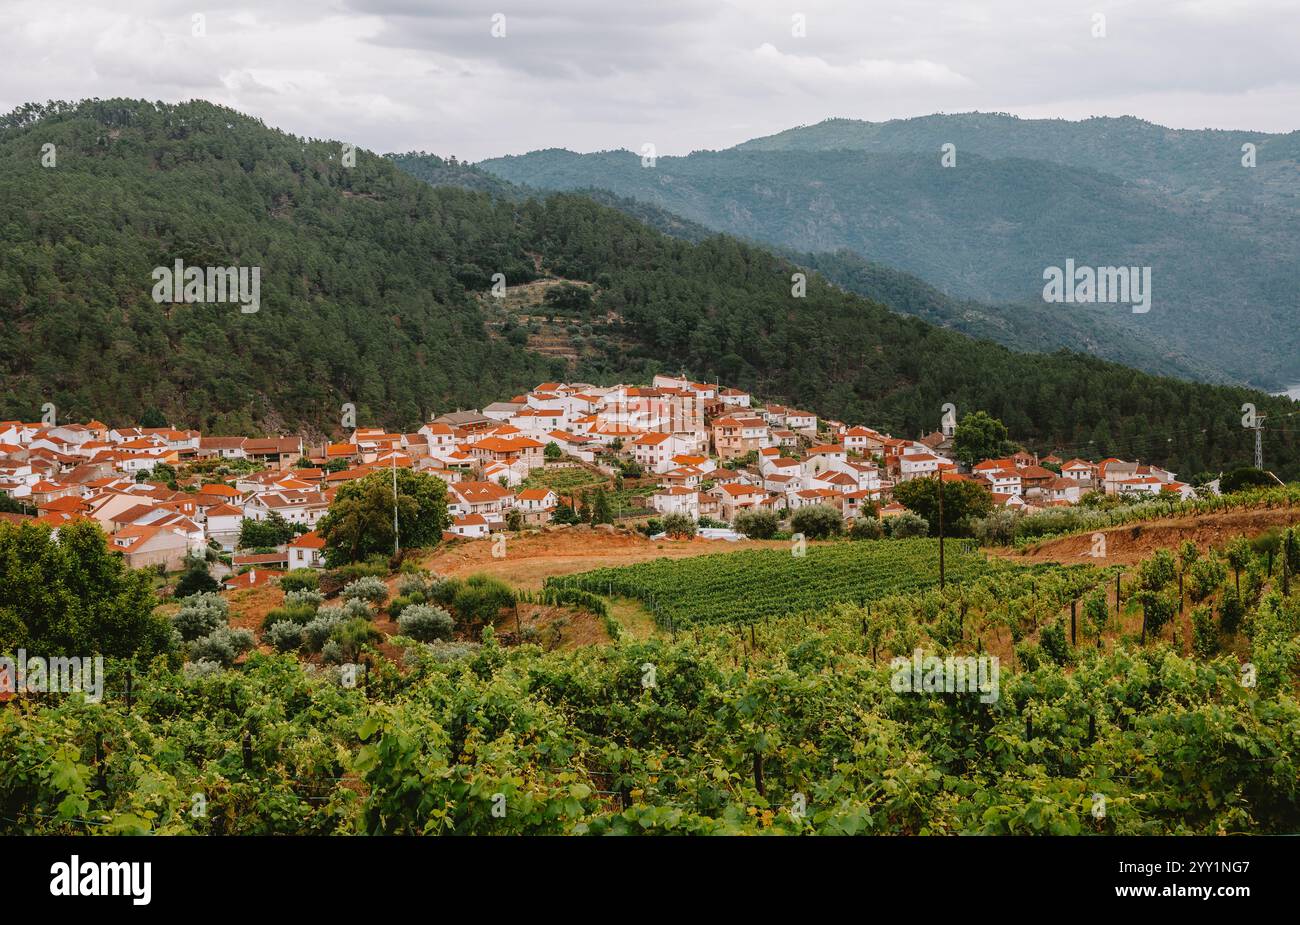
[996,507,1300,567]
[419,527,792,590]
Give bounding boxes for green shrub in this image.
[284,589,325,610]
[331,617,381,662]
[303,609,347,652]
[971,510,1019,546]
[734,509,779,540]
[888,512,929,539]
[848,517,884,540]
[791,504,843,540]
[267,620,304,652]
[660,513,697,538]
[174,562,219,598]
[342,576,389,607]
[397,604,455,642]
[425,576,458,606]
[181,659,224,680]
[330,557,389,585]
[396,571,434,599]
[172,593,229,641]
[451,574,516,629]
[261,602,319,631]
[187,626,255,666]
[278,569,320,593]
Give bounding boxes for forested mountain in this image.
[2,99,1298,478]
[0,100,558,436]
[737,113,1300,211]
[391,156,1216,382]
[384,151,522,200]
[773,250,1221,383]
[478,122,1300,391]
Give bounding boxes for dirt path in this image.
[995,506,1300,567]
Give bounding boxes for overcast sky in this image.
[3,0,1298,161]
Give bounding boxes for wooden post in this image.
[125,669,133,713]
[1070,599,1077,646]
[1283,531,1292,596]
[95,732,106,793]
[1115,573,1122,615]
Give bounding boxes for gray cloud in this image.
[0,0,1296,161]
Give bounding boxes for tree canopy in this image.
[317,469,449,566]
[0,520,172,659]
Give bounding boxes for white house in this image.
[448,513,492,538]
[652,486,700,519]
[899,452,943,481]
[287,530,326,569]
[800,445,846,480]
[631,432,694,474]
[513,488,558,525]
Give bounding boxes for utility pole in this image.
[936,468,945,589]
[392,452,400,556]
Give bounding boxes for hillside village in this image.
[0,374,1201,581]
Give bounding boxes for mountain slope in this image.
[736,113,1300,211]
[479,131,1300,389]
[393,155,1216,382]
[790,250,1222,383]
[1,100,1297,478]
[0,100,559,435]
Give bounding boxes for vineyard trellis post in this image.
[94,731,106,794]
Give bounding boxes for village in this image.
[0,374,1200,584]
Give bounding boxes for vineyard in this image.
[2,531,1298,836]
[545,538,988,626]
